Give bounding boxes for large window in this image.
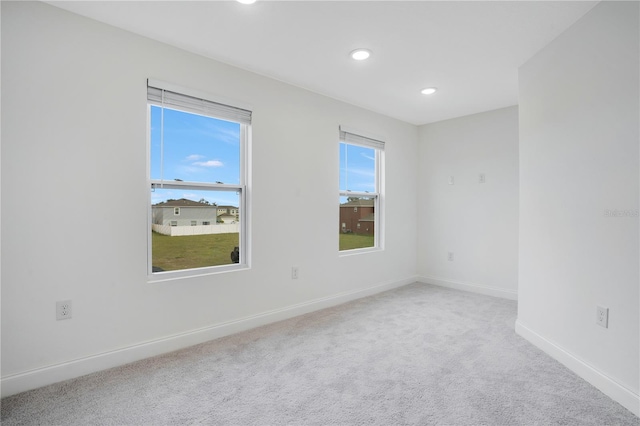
[339,128,384,252]
[147,80,251,279]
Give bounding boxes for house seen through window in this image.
[339,128,384,252]
[148,81,250,277]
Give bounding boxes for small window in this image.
[339,128,384,252]
[148,80,251,278]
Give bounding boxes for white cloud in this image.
[200,124,240,145]
[185,154,204,161]
[361,153,375,161]
[193,160,224,167]
[349,168,375,178]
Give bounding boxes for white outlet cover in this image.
[596,306,608,328]
[56,300,73,320]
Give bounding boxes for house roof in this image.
[340,199,375,207]
[217,213,236,218]
[153,198,216,208]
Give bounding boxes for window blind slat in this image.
[147,85,251,125]
[339,129,385,150]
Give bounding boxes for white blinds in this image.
[339,128,385,150]
[147,82,251,125]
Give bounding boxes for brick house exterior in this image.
[339,198,375,235]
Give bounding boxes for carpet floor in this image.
[1,283,638,425]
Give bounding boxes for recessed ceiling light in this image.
[421,87,438,95]
[236,0,257,4]
[350,49,372,61]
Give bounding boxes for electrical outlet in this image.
[479,173,486,183]
[448,176,455,185]
[447,252,454,261]
[596,306,608,328]
[56,300,72,320]
[291,267,299,279]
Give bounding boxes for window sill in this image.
[147,263,249,283]
[338,246,383,257]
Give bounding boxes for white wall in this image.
[0,1,418,396]
[517,1,639,415]
[417,106,519,299]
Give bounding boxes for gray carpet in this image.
[2,283,638,425]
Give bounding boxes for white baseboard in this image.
[417,275,518,300]
[1,276,417,398]
[516,319,640,417]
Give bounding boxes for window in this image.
[339,128,384,252]
[148,80,251,278]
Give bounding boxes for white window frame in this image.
[147,79,251,281]
[339,127,384,254]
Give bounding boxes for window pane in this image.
[339,196,375,251]
[150,106,240,184]
[151,188,240,272]
[339,143,376,192]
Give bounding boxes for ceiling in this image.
[48,1,598,125]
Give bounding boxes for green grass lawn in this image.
[339,233,375,251]
[152,231,239,271]
[153,231,373,271]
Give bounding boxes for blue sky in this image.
[339,142,376,198]
[150,106,376,207]
[150,106,241,206]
